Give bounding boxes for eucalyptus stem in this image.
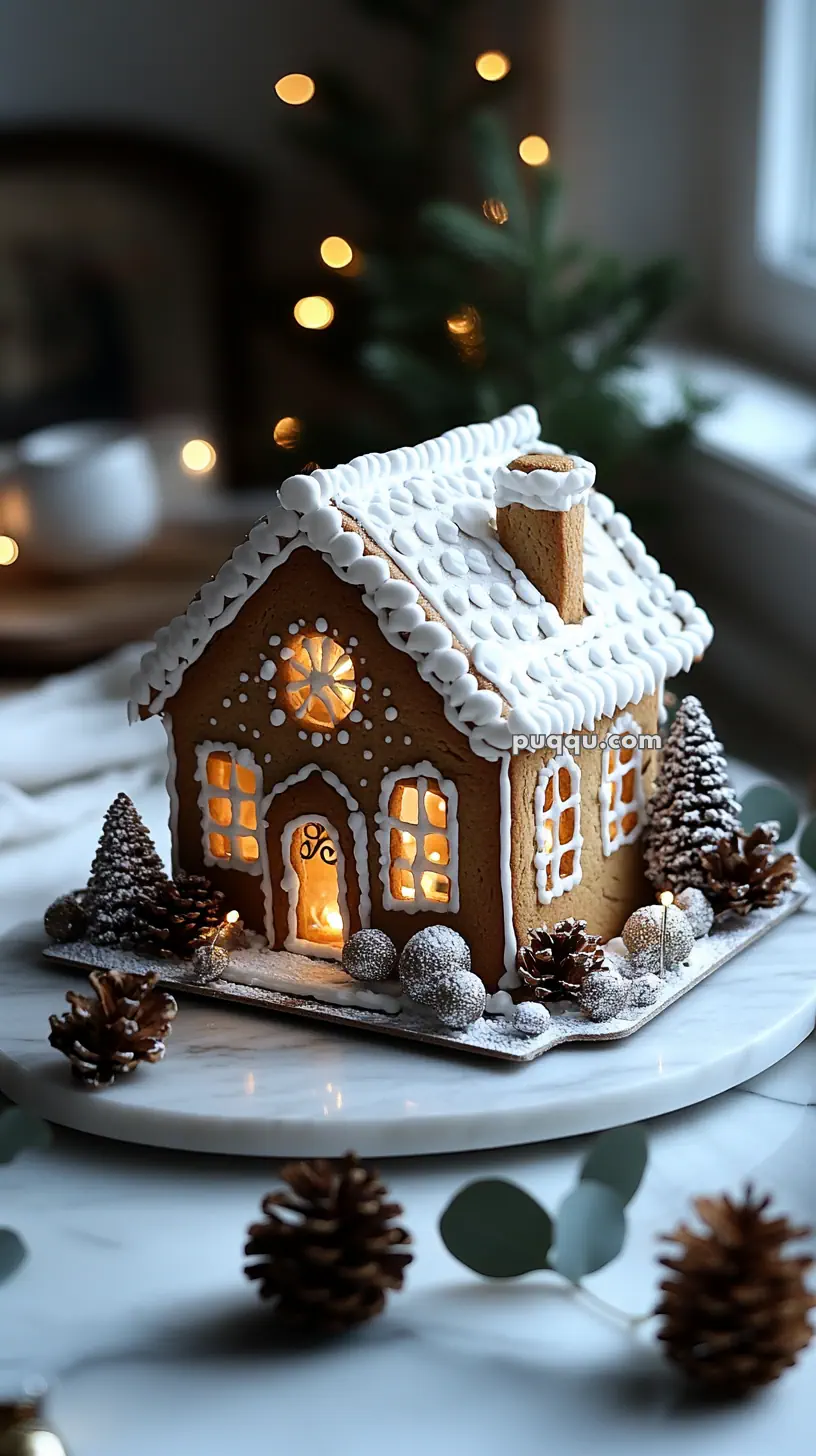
[573,1282,653,1330]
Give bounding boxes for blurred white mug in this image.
[10,421,161,571]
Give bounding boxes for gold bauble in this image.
[0,1401,69,1456]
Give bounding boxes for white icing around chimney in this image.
[493,451,596,512]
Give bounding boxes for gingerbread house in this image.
[129,406,712,993]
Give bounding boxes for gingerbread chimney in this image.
[493,451,596,623]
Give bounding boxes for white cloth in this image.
[0,646,170,932]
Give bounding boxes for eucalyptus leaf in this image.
[0,1228,26,1284]
[0,1109,51,1165]
[551,1180,627,1284]
[800,814,816,874]
[440,1178,553,1279]
[580,1124,648,1208]
[741,784,799,843]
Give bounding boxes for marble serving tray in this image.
[44,889,809,1064]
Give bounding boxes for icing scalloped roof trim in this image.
[128,405,713,761]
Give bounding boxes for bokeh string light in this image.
[273,416,302,449]
[482,198,509,225]
[294,296,335,329]
[180,439,217,474]
[475,51,511,81]
[320,236,354,269]
[275,73,315,105]
[0,534,19,566]
[445,306,485,367]
[518,134,550,166]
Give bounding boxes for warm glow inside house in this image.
[129,406,711,992]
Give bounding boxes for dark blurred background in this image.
[0,0,812,780]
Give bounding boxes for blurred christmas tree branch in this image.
[262,0,714,484]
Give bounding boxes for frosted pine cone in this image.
[517,918,605,1005]
[48,969,177,1088]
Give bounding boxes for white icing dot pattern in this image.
[130,406,712,758]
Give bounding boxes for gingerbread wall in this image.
[166,544,509,987]
[508,690,660,946]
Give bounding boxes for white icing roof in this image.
[130,405,712,761]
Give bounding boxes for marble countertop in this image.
[3,775,816,1454]
[1,1041,816,1456]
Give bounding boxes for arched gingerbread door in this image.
[263,768,368,958]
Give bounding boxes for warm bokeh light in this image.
[294,295,335,329]
[273,416,302,449]
[181,439,217,474]
[482,197,509,225]
[275,73,315,105]
[519,134,551,166]
[0,534,19,566]
[475,50,511,81]
[446,306,480,336]
[445,306,485,368]
[659,891,674,906]
[320,235,354,269]
[226,910,240,924]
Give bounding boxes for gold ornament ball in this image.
[622,904,694,971]
[0,1399,69,1455]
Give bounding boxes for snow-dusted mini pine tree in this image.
[85,794,169,947]
[644,696,741,894]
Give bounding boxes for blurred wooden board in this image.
[0,521,245,670]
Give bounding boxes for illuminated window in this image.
[376,764,459,913]
[534,753,582,903]
[599,712,645,856]
[280,631,355,730]
[196,745,263,873]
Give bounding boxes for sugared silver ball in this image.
[621,904,694,972]
[341,929,398,983]
[674,886,714,939]
[627,972,662,1008]
[431,969,485,1029]
[578,970,629,1022]
[399,925,471,1003]
[189,943,231,984]
[513,1001,552,1038]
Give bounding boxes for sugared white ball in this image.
[578,970,629,1022]
[432,969,486,1029]
[674,886,714,939]
[399,925,471,1003]
[627,972,662,1007]
[189,942,230,984]
[621,904,694,973]
[513,1000,552,1038]
[342,928,398,983]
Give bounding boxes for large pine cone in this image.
[656,1187,815,1396]
[700,824,796,919]
[244,1152,413,1335]
[517,918,606,1005]
[48,969,177,1088]
[133,872,224,958]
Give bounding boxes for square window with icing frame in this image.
[599,716,645,857]
[535,752,582,904]
[378,767,460,914]
[197,745,263,873]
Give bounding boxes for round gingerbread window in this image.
[280,632,356,730]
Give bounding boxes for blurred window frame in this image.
[728,0,816,370]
